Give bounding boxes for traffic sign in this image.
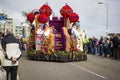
[0,15,6,20]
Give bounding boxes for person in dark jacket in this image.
[112,34,119,59]
[118,38,120,59]
[91,36,97,55]
[1,28,22,80]
[15,36,25,52]
[109,37,113,57]
[99,36,104,56]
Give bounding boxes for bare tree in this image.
[21,11,29,23]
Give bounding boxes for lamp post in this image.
[98,1,109,36]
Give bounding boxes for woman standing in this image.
[1,28,22,80]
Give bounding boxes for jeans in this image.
[92,46,97,55]
[96,46,100,55]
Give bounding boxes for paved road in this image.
[18,54,120,80]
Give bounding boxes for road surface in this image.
[18,54,120,80]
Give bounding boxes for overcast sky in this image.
[0,0,120,38]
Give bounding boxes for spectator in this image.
[16,36,25,52]
[112,34,119,59]
[103,38,109,57]
[87,38,92,54]
[109,36,113,57]
[96,38,100,55]
[99,36,104,56]
[1,28,22,80]
[92,36,97,55]
[118,37,120,59]
[83,34,89,53]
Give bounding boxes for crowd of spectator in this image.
[1,30,120,60]
[84,34,120,59]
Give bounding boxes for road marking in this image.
[69,63,106,79]
[104,59,110,61]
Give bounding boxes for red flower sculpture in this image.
[60,4,73,19]
[69,12,79,22]
[27,13,35,23]
[39,3,52,17]
[37,14,49,23]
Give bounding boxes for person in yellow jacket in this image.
[83,34,89,44]
[83,34,89,52]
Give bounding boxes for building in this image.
[21,22,30,38]
[0,10,7,33]
[0,9,14,33]
[0,9,30,40]
[14,22,30,40]
[14,25,23,38]
[14,23,31,39]
[4,17,14,33]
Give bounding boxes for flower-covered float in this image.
[26,3,87,62]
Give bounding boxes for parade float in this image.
[26,3,87,62]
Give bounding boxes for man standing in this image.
[112,34,119,59]
[91,36,97,55]
[1,28,22,80]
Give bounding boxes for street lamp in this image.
[98,1,109,36]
